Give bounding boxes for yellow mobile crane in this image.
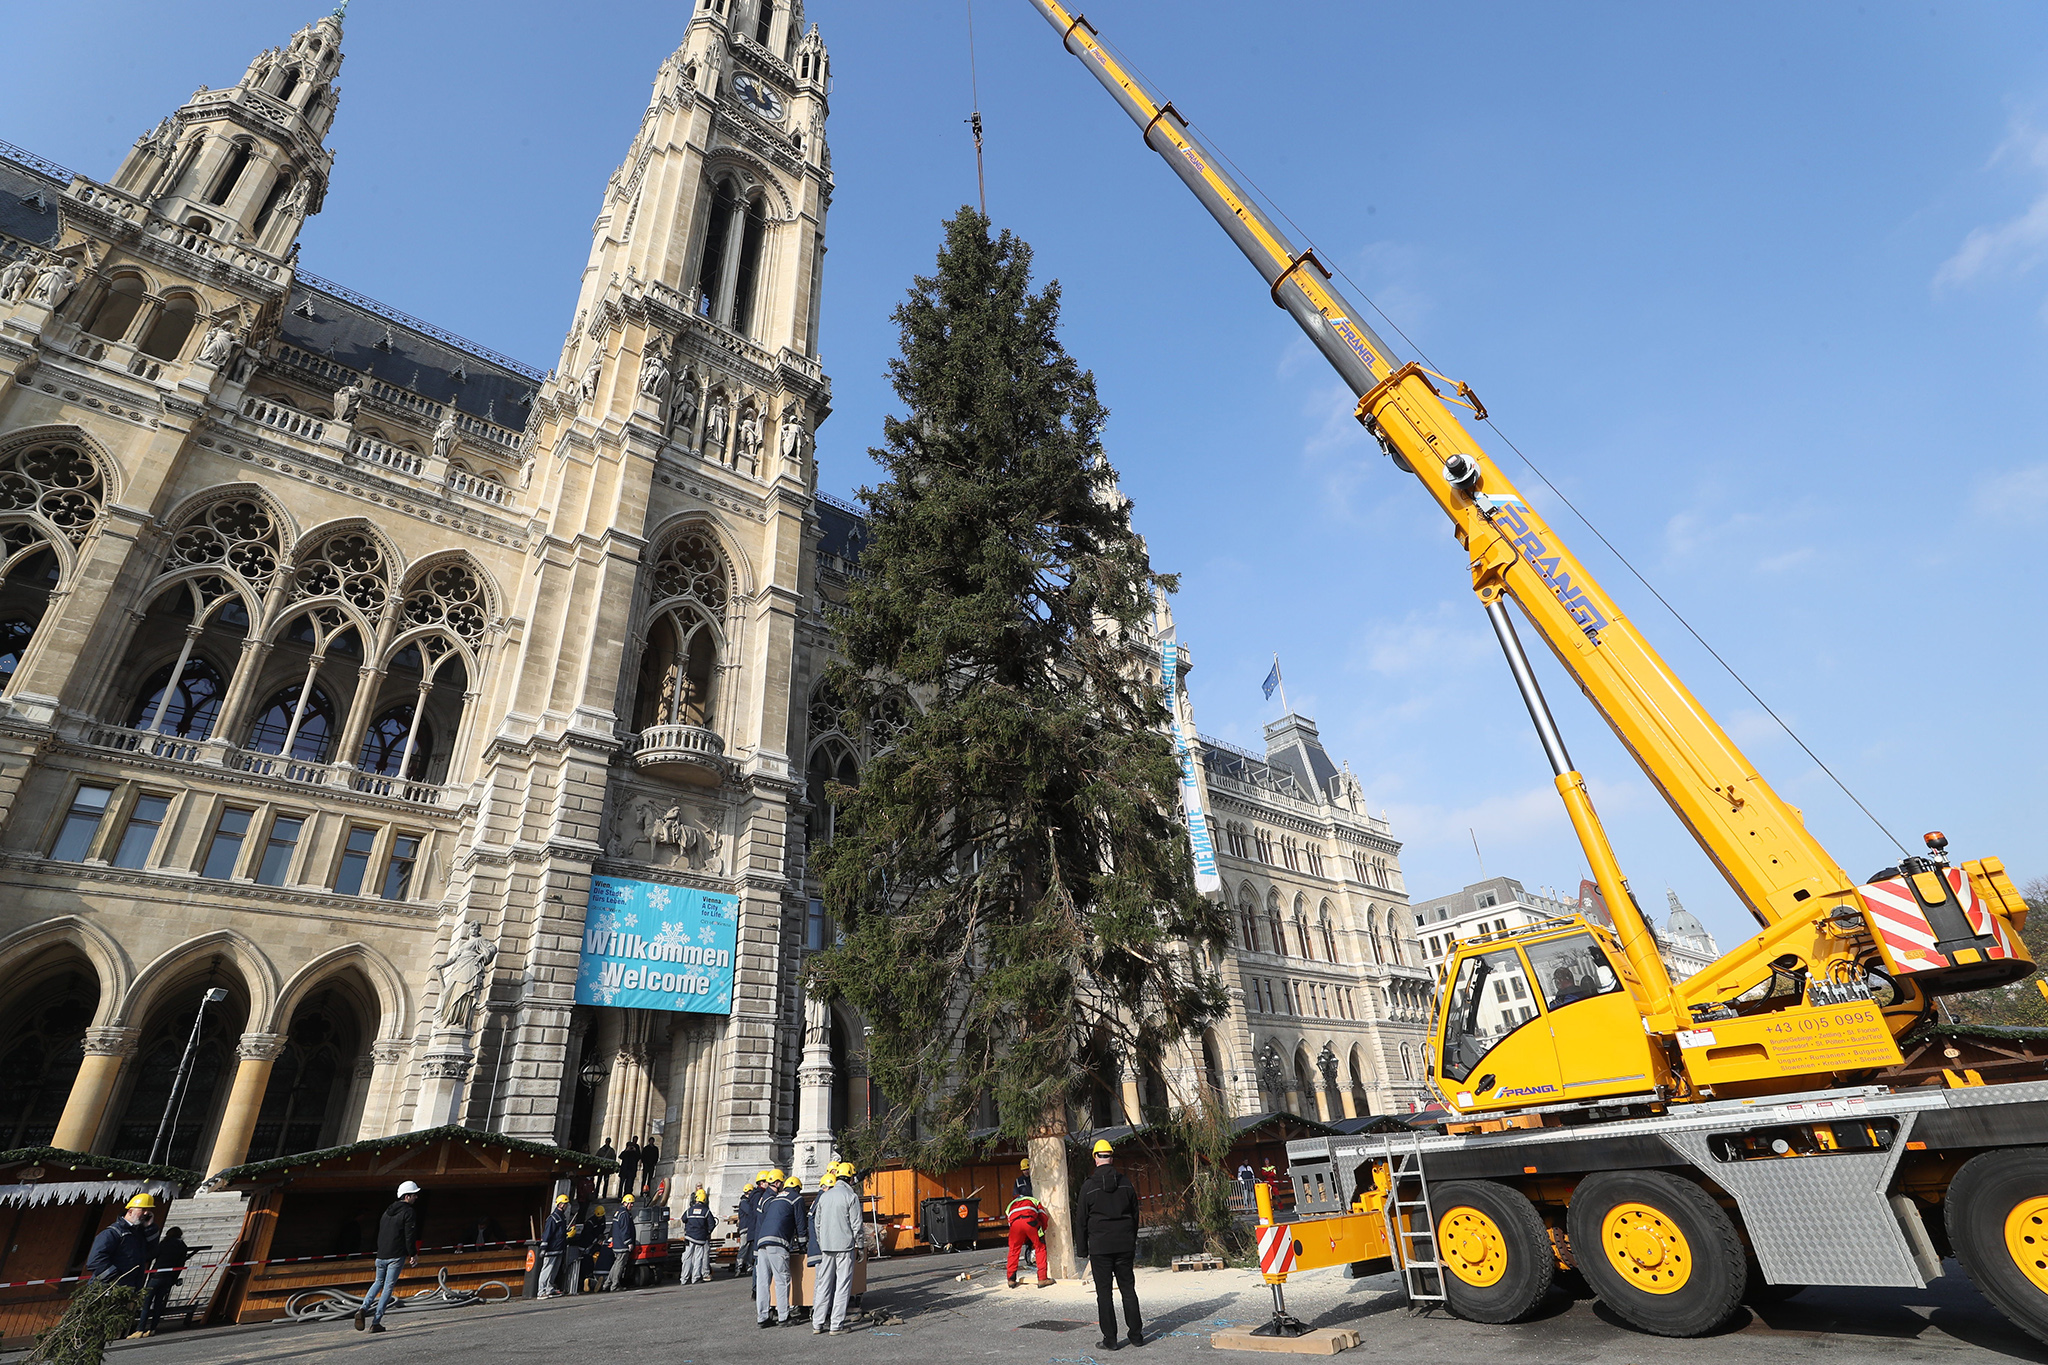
[1028,0,2048,1344]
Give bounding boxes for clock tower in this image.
[474,0,834,1213]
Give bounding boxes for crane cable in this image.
[966,0,987,217]
[1081,18,1913,859]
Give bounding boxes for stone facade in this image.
[0,4,836,1216]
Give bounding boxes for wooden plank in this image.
[1210,1327,1360,1355]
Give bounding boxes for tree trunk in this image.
[1029,1108,1076,1281]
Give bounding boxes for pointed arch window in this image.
[806,739,858,846]
[129,656,227,739]
[359,702,434,780]
[86,275,146,342]
[1266,890,1287,959]
[248,681,336,762]
[694,176,771,337]
[1238,890,1260,954]
[754,0,775,45]
[140,294,199,361]
[208,143,253,206]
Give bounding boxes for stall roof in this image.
[201,1125,616,1193]
[1072,1112,1343,1152]
[0,1147,200,1208]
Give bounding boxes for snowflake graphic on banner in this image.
[652,922,693,956]
[587,979,622,1006]
[646,886,673,911]
[698,925,719,946]
[592,910,639,936]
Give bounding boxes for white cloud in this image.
[1935,119,2048,293]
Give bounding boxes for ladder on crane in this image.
[1382,1135,1446,1306]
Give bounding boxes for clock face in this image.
[732,71,785,121]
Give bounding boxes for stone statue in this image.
[704,395,729,449]
[0,253,38,304]
[639,344,670,398]
[432,413,458,462]
[736,405,763,464]
[777,406,808,465]
[332,382,363,422]
[435,920,499,1032]
[580,354,603,406]
[671,371,699,437]
[197,324,237,367]
[30,257,77,310]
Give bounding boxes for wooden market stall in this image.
[199,1125,614,1324]
[0,1148,198,1348]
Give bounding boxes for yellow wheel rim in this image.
[1439,1206,1508,1288]
[1601,1201,1692,1295]
[2005,1195,2048,1294]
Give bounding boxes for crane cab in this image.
[1433,918,1671,1116]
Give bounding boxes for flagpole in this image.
[1273,653,1291,717]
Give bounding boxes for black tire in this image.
[1430,1180,1555,1324]
[1567,1170,1745,1337]
[1947,1147,2048,1347]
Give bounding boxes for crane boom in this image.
[1026,1,2031,1097]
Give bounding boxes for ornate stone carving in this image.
[197,323,238,367]
[671,369,699,440]
[735,400,762,468]
[1,252,42,304]
[420,1055,473,1080]
[370,1039,412,1066]
[434,919,499,1031]
[331,381,362,422]
[81,1026,141,1058]
[30,257,78,309]
[237,1031,288,1062]
[432,413,458,463]
[609,793,724,873]
[639,340,671,398]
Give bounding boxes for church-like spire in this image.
[108,10,345,257]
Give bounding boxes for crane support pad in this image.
[1210,1327,1361,1355]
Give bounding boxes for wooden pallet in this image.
[1172,1254,1225,1272]
[1210,1327,1361,1355]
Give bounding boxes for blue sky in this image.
[7,2,2044,950]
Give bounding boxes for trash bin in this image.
[919,1196,980,1252]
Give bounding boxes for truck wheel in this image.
[1567,1170,1745,1337]
[1430,1180,1554,1324]
[1947,1147,2048,1347]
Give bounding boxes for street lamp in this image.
[149,987,228,1167]
[579,1059,610,1089]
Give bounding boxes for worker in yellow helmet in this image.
[735,1170,774,1279]
[603,1195,638,1292]
[92,1190,160,1337]
[1079,1138,1143,1349]
[538,1192,574,1298]
[1014,1156,1034,1198]
[680,1185,716,1284]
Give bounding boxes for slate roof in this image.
[0,154,66,251]
[815,491,868,564]
[280,275,541,434]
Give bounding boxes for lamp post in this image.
[149,987,229,1167]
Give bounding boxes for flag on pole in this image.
[1261,660,1281,701]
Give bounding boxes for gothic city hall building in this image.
[0,4,1428,1215]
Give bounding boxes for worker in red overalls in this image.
[1005,1193,1053,1289]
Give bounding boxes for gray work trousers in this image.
[606,1245,634,1291]
[680,1240,710,1283]
[562,1249,585,1294]
[812,1251,855,1332]
[754,1243,791,1322]
[539,1251,564,1295]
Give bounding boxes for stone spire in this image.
[108,9,345,257]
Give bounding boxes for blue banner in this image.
[575,876,739,1014]
[1159,627,1223,897]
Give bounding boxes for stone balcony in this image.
[629,724,728,786]
[77,720,462,809]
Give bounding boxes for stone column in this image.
[792,993,834,1186]
[203,1032,285,1177]
[354,1040,413,1140]
[51,1027,139,1152]
[411,1031,476,1131]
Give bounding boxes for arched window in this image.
[1,528,64,694]
[1293,894,1312,959]
[86,275,146,341]
[360,702,433,779]
[1319,901,1339,963]
[694,177,771,336]
[696,177,739,319]
[277,69,301,103]
[754,0,775,45]
[248,681,336,761]
[0,618,33,691]
[129,656,227,738]
[1238,888,1260,954]
[1367,908,1384,964]
[294,529,390,614]
[140,294,199,360]
[1400,1042,1415,1081]
[168,497,281,590]
[1266,890,1287,959]
[252,171,294,237]
[208,143,253,206]
[807,740,858,846]
[0,978,96,1148]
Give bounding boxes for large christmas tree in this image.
[809,209,1228,1184]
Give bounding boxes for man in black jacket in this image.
[618,1138,642,1199]
[354,1181,420,1333]
[593,1138,617,1198]
[1076,1139,1143,1350]
[537,1194,572,1298]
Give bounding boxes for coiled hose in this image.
[284,1266,513,1321]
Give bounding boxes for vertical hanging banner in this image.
[1159,630,1224,897]
[575,876,739,1014]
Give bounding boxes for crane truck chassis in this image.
[1023,0,2048,1345]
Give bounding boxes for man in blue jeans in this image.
[355,1180,421,1333]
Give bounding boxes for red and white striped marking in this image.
[1859,869,2016,975]
[1256,1223,1297,1276]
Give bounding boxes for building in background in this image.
[1411,876,1726,992]
[1657,889,1721,982]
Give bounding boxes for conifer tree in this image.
[808,209,1229,1176]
